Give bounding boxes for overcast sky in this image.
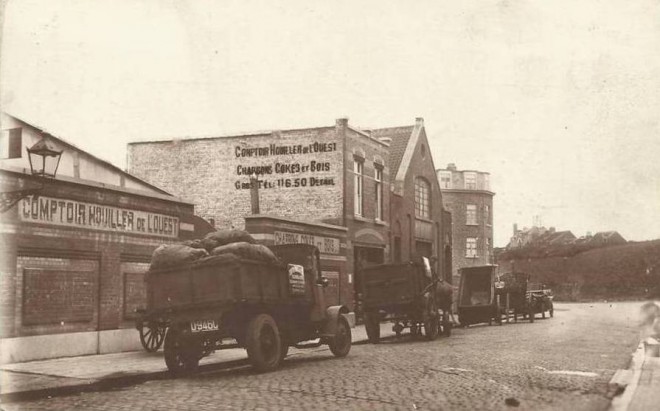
[2,0,659,246]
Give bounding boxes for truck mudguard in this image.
[321,305,350,337]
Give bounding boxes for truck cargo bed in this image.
[146,254,309,313]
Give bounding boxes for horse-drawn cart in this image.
[457,265,502,326]
[358,257,452,343]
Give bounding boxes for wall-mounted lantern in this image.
[27,138,63,178]
[0,137,63,213]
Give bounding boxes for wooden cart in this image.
[457,265,502,327]
[495,271,535,323]
[358,257,452,343]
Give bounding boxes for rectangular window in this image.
[354,159,364,216]
[374,166,383,220]
[485,238,491,262]
[483,174,490,191]
[0,128,22,159]
[466,238,478,258]
[439,171,452,189]
[484,205,490,225]
[464,172,477,190]
[414,178,430,219]
[466,204,477,225]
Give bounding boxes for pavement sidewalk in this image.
[609,340,660,411]
[0,323,394,403]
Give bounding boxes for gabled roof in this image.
[4,112,171,196]
[370,126,414,182]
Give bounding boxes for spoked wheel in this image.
[329,315,352,357]
[164,327,199,375]
[364,312,381,344]
[139,322,166,352]
[246,314,282,372]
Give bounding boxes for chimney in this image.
[250,175,260,215]
[549,227,556,233]
[336,118,348,127]
[447,163,457,171]
[415,117,424,127]
[513,223,518,234]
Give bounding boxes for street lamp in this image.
[0,137,63,213]
[27,138,62,178]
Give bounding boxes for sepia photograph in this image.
[0,0,659,409]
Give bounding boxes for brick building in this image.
[372,118,452,281]
[128,117,451,308]
[0,113,208,363]
[436,163,494,280]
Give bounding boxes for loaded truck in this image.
[138,243,352,374]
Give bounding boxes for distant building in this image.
[436,163,494,277]
[575,231,627,247]
[507,225,575,249]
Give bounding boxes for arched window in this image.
[414,177,431,218]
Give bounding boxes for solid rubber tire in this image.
[329,316,352,357]
[246,314,282,372]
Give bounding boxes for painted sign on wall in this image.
[20,195,179,238]
[274,230,340,255]
[233,141,338,190]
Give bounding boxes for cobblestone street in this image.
[1,303,642,410]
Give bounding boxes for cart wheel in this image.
[139,323,166,352]
[364,313,380,344]
[329,315,352,357]
[246,314,282,372]
[423,317,439,341]
[164,327,199,375]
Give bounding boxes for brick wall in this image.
[128,125,345,230]
[442,190,494,275]
[392,128,446,275]
[0,172,192,339]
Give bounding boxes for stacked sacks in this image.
[150,229,278,270]
[210,242,278,264]
[150,244,209,270]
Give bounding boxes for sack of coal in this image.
[181,239,205,249]
[210,242,278,264]
[200,229,256,251]
[150,244,209,270]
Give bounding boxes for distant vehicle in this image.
[136,244,351,374]
[357,257,453,343]
[457,265,502,327]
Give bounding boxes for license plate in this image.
[190,319,219,333]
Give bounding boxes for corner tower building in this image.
[436,163,494,281]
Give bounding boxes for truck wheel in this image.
[329,315,351,357]
[423,317,439,341]
[164,328,199,375]
[364,313,380,344]
[246,314,282,372]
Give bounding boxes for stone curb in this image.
[608,341,647,411]
[1,331,395,404]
